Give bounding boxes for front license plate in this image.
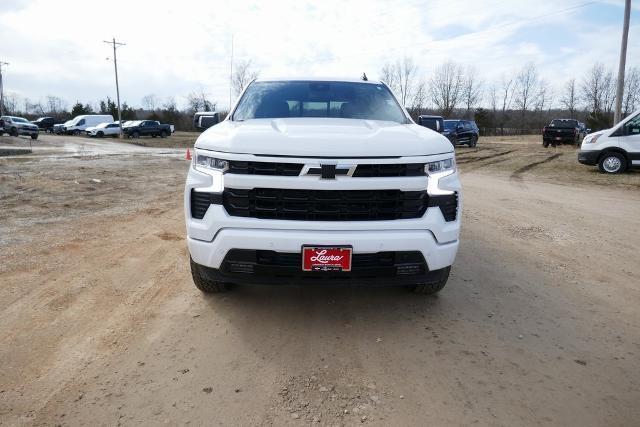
[302,246,352,272]
[555,137,562,140]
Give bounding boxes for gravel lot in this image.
[1,133,639,426]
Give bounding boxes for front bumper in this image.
[185,152,462,283]
[578,150,599,165]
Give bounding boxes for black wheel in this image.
[598,152,627,174]
[160,130,167,138]
[10,127,18,137]
[408,266,451,295]
[132,131,140,139]
[31,133,38,140]
[190,258,231,293]
[0,130,4,136]
[543,140,549,148]
[468,136,478,147]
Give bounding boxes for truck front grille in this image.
[224,161,425,177]
[223,188,429,221]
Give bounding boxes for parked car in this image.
[0,115,39,139]
[578,109,640,174]
[123,120,172,138]
[443,120,479,147]
[186,77,460,295]
[53,120,72,135]
[543,119,584,147]
[63,114,114,135]
[417,115,444,133]
[31,117,58,133]
[86,122,122,137]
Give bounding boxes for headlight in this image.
[583,134,601,144]
[194,151,229,173]
[426,157,456,195]
[426,158,455,175]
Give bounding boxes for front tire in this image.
[132,131,140,139]
[469,135,478,147]
[543,140,549,148]
[190,258,231,293]
[160,130,168,138]
[598,152,627,174]
[10,127,18,137]
[97,131,104,138]
[409,266,451,295]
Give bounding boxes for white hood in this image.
[194,118,454,157]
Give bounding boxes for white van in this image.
[578,109,640,173]
[64,115,114,135]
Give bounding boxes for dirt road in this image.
[1,135,639,426]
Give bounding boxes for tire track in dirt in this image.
[510,153,562,182]
[456,150,515,164]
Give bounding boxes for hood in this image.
[194,118,453,157]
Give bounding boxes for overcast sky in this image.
[1,0,638,111]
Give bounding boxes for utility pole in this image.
[0,61,8,116]
[104,38,126,137]
[614,0,631,124]
[229,35,234,112]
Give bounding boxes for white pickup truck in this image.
[184,77,461,295]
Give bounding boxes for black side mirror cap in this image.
[194,112,220,131]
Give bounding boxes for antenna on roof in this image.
[361,73,368,81]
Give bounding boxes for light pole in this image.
[614,0,631,124]
[104,38,126,137]
[0,61,8,116]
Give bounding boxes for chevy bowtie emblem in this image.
[305,164,354,179]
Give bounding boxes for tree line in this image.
[1,57,638,134]
[382,57,640,134]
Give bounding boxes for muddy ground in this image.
[0,133,639,426]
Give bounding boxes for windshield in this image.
[12,117,29,123]
[96,123,109,128]
[550,119,578,127]
[443,120,458,130]
[232,81,407,123]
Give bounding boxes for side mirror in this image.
[586,128,591,133]
[194,112,220,131]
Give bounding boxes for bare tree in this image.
[141,94,158,111]
[601,70,616,114]
[560,78,578,117]
[462,66,483,117]
[46,96,65,115]
[623,66,640,116]
[186,90,216,113]
[397,57,417,107]
[379,56,418,106]
[533,79,552,113]
[581,63,616,113]
[411,80,427,115]
[499,75,515,115]
[232,60,260,96]
[429,61,464,117]
[514,62,540,122]
[380,62,399,93]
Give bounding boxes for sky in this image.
[1,0,638,111]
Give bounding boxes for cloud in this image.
[1,0,638,110]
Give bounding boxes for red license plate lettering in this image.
[302,246,352,272]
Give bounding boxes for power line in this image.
[104,38,126,138]
[0,61,8,116]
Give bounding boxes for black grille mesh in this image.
[223,188,429,221]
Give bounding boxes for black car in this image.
[32,117,56,133]
[542,119,584,147]
[443,120,479,147]
[123,120,172,138]
[417,115,444,133]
